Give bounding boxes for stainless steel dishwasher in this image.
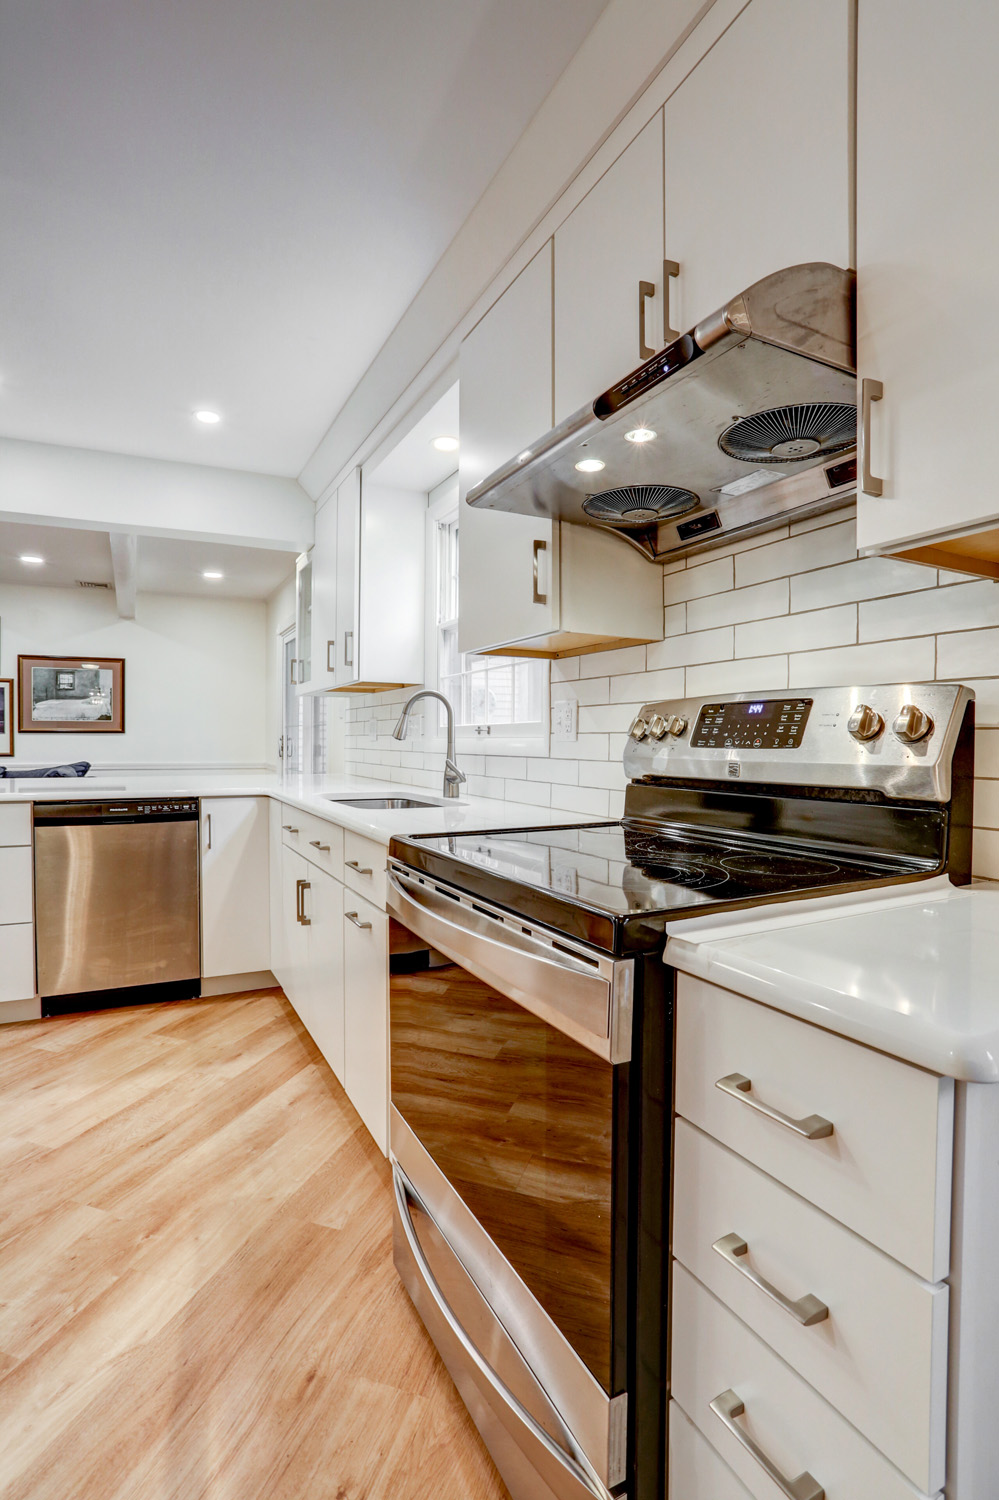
[34,799,201,1015]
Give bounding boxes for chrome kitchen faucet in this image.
[392,690,466,800]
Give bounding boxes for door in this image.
[856,0,999,554]
[280,844,312,1026]
[459,243,558,654]
[343,892,389,1153]
[554,113,665,422]
[664,0,853,335]
[335,468,360,688]
[201,797,270,979]
[305,866,345,1083]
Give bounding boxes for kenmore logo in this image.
[727,762,741,779]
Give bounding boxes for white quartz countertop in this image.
[666,879,999,1081]
[0,770,601,845]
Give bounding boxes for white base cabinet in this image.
[200,797,270,980]
[302,866,345,1083]
[343,892,389,1154]
[0,805,34,1008]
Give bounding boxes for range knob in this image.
[666,714,688,737]
[847,704,885,742]
[629,715,650,741]
[892,704,934,743]
[647,714,668,740]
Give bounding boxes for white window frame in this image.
[422,477,549,758]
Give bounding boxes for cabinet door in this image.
[334,468,361,688]
[310,492,338,690]
[664,0,852,335]
[343,893,389,1154]
[201,797,270,979]
[294,552,313,691]
[459,243,557,654]
[280,844,312,1027]
[305,868,345,1084]
[554,114,665,422]
[856,1,999,554]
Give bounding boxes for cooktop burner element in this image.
[718,852,841,879]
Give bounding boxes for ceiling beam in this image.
[109,532,137,619]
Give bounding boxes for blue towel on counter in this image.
[0,762,92,778]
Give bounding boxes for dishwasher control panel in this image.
[34,799,199,821]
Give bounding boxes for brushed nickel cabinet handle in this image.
[710,1389,824,1500]
[295,877,311,926]
[638,278,656,359]
[712,1233,829,1326]
[344,629,354,668]
[205,812,212,852]
[282,824,299,834]
[663,258,680,342]
[345,910,372,930]
[290,657,298,685]
[532,539,547,606]
[716,1073,833,1140]
[309,840,330,852]
[326,639,335,673]
[345,859,372,875]
[860,377,884,496]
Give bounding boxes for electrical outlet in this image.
[552,699,578,742]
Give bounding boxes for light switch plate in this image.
[552,699,578,742]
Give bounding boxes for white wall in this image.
[0,584,268,770]
[343,508,999,881]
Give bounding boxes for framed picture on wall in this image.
[17,656,125,734]
[0,679,13,756]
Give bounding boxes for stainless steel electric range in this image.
[385,684,975,1500]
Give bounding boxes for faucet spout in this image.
[392,690,466,800]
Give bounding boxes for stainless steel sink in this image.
[328,796,441,811]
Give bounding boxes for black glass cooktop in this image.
[392,820,925,954]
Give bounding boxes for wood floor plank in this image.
[0,992,509,1500]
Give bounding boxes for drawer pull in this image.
[309,840,331,853]
[282,824,299,834]
[716,1073,834,1140]
[710,1389,824,1500]
[712,1233,829,1326]
[346,910,372,930]
[345,859,373,875]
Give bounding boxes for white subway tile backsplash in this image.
[686,655,788,695]
[972,828,999,880]
[790,554,932,611]
[562,677,610,706]
[502,779,551,807]
[665,554,734,603]
[486,756,527,779]
[579,703,645,734]
[735,519,856,587]
[551,784,611,816]
[647,626,733,669]
[664,602,686,636]
[527,757,578,785]
[936,627,999,680]
[860,580,999,642]
[688,524,789,561]
[973,779,999,830]
[956,681,999,727]
[577,760,629,790]
[737,604,856,657]
[552,656,581,682]
[686,578,788,631]
[609,668,685,703]
[789,636,936,688]
[550,733,610,761]
[788,504,856,536]
[577,644,646,678]
[976,729,999,776]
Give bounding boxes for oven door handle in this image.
[386,868,632,1063]
[393,1167,614,1500]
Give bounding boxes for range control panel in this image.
[691,698,812,750]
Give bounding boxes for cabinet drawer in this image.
[0,846,33,925]
[0,803,31,846]
[671,1264,936,1500]
[298,812,343,876]
[343,830,387,909]
[669,1401,752,1500]
[675,975,953,1281]
[0,924,36,1003]
[673,1119,948,1493]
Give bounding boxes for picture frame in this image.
[0,679,13,757]
[17,655,125,734]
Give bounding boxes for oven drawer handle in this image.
[712,1234,829,1326]
[393,1168,612,1500]
[715,1073,834,1140]
[710,1389,824,1500]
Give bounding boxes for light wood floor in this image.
[0,991,510,1500]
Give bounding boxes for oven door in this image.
[387,863,633,1499]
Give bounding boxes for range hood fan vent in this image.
[719,401,856,464]
[581,485,699,528]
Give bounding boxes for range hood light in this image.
[574,458,605,474]
[625,427,657,443]
[517,450,532,463]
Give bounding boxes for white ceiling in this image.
[0,519,297,599]
[0,0,609,478]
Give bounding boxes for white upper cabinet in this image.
[554,114,666,423]
[855,0,999,575]
[664,0,853,335]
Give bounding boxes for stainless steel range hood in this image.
[466,263,857,563]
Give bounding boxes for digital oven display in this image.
[691,697,813,750]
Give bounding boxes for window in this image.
[428,482,548,751]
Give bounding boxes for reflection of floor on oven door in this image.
[0,989,510,1500]
[392,963,615,1391]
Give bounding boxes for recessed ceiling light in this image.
[625,427,657,443]
[432,435,459,452]
[19,554,45,565]
[574,458,605,474]
[203,570,224,580]
[195,409,221,425]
